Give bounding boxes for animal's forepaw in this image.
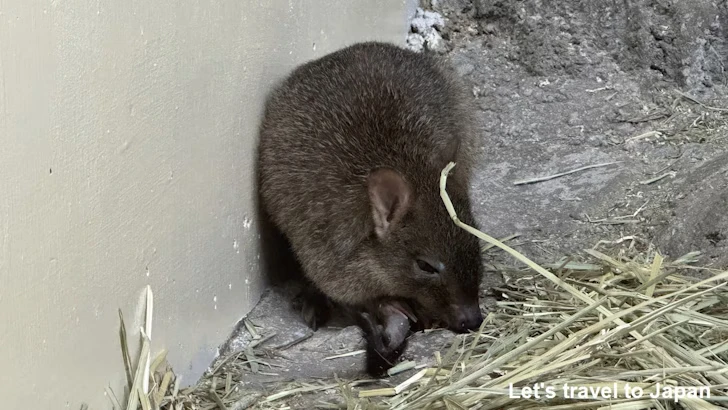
[358,311,410,377]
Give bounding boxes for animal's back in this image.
[258,41,476,281]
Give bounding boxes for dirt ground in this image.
[214,1,728,407]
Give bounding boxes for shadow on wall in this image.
[254,196,302,287]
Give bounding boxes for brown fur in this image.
[257,42,484,371]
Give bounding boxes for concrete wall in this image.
[0,1,414,408]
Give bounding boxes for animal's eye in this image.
[416,259,441,274]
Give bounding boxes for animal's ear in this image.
[367,168,412,239]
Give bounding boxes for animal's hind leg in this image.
[297,280,333,331]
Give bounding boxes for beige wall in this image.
[0,1,414,408]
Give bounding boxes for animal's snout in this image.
[450,304,483,333]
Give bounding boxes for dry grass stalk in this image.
[512,161,622,186]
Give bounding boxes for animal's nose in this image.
[450,304,483,333]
